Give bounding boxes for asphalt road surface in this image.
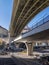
[12,56,41,65]
[0,52,42,65]
[0,57,16,65]
[0,55,41,65]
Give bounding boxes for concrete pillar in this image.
[36,42,38,46]
[26,43,33,56]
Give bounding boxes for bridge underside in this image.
[10,0,49,37]
[16,29,49,42]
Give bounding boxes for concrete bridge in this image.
[12,15,49,55]
[9,0,49,56]
[10,0,49,37]
[15,15,49,42]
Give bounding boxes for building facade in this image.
[0,26,8,38]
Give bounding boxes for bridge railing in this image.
[32,15,49,29]
[21,15,49,35]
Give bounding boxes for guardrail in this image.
[32,15,49,29]
[21,15,49,35]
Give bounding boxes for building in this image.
[0,26,9,43]
[0,26,8,38]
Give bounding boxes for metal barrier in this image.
[32,15,49,29]
[22,15,49,35]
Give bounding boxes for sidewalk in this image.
[11,52,39,59]
[11,51,49,59]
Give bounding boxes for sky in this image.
[0,0,49,30]
[0,0,13,30]
[28,6,49,28]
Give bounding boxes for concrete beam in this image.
[16,0,39,34]
[10,0,20,36]
[19,0,49,34]
[14,0,30,33]
[10,0,49,36]
[11,0,27,35]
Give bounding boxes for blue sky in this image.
[0,0,13,30]
[0,0,49,30]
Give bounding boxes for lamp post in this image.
[8,31,11,43]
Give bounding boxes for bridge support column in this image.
[26,43,33,56]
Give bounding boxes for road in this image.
[0,57,16,65]
[0,54,41,65]
[12,56,41,65]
